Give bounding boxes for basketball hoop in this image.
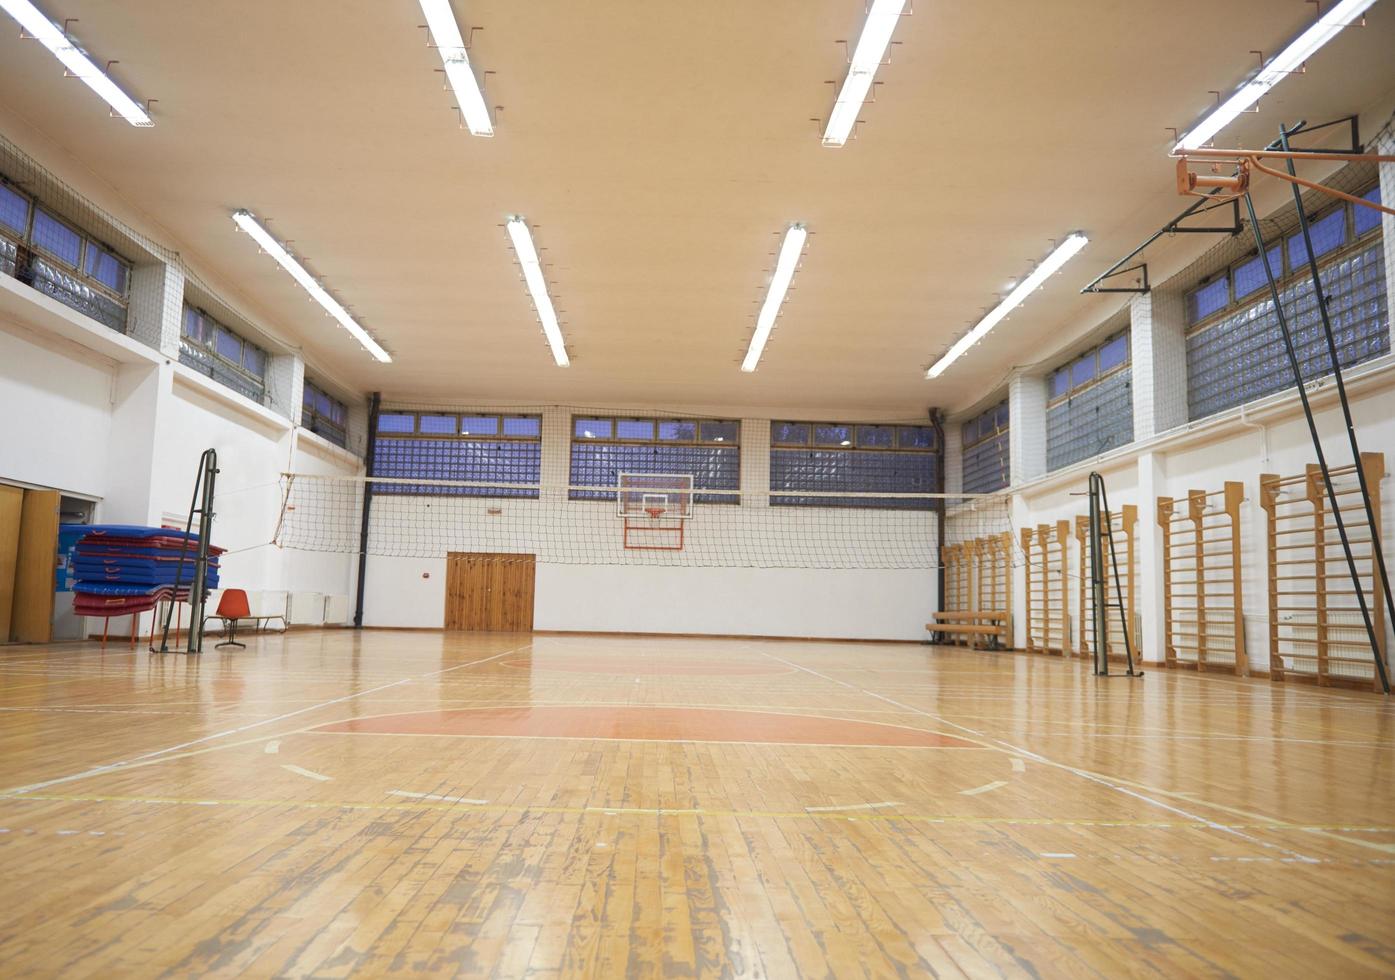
[617,473,692,551]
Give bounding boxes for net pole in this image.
[353,391,380,629]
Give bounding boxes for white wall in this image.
[0,305,361,634]
[0,324,113,497]
[364,555,934,641]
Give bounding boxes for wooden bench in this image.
[926,611,1011,650]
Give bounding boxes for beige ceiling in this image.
[1,0,1392,416]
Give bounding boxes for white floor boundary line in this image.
[0,643,531,798]
[759,651,1322,864]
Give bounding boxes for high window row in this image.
[961,401,1010,494]
[1185,184,1386,420]
[0,177,130,333]
[1046,331,1133,472]
[370,413,945,508]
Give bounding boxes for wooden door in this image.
[12,489,60,642]
[444,553,535,631]
[0,485,22,641]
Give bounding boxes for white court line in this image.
[389,790,490,805]
[264,741,280,754]
[281,764,332,782]
[960,781,1008,797]
[1041,852,1077,859]
[0,644,531,798]
[804,801,900,813]
[759,651,1322,864]
[1011,757,1027,773]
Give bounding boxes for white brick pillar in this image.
[1008,369,1046,486]
[943,421,963,496]
[539,406,571,503]
[1131,288,1189,439]
[126,260,184,358]
[1135,450,1167,663]
[345,396,370,459]
[267,351,303,422]
[740,418,769,506]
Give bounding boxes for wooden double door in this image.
[444,552,535,632]
[0,485,60,644]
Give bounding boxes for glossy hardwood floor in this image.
[0,630,1392,978]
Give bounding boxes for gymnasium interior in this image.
[0,1,1394,976]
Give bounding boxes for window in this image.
[0,176,131,333]
[1046,331,1134,472]
[1184,184,1387,421]
[961,401,1009,494]
[30,208,81,266]
[0,182,28,237]
[302,379,348,449]
[571,416,739,502]
[179,305,268,403]
[373,411,542,497]
[770,421,939,509]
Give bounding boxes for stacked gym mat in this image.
[70,525,223,619]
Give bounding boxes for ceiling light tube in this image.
[1,0,152,126]
[926,233,1088,379]
[418,0,493,137]
[822,0,907,147]
[1174,0,1378,150]
[741,223,808,373]
[231,210,392,363]
[505,216,569,367]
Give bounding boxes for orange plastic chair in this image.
[214,589,251,649]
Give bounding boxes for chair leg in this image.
[216,617,246,650]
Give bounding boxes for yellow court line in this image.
[8,790,1393,833]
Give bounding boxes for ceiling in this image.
[0,0,1392,416]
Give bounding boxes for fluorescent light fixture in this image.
[822,0,907,147]
[1,0,152,126]
[741,224,808,373]
[1175,0,1378,150]
[926,233,1088,379]
[231,210,392,363]
[418,0,493,136]
[504,216,569,367]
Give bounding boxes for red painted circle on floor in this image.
[502,657,790,676]
[313,705,977,748]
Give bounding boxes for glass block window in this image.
[1185,186,1387,421]
[961,401,1009,494]
[571,416,740,503]
[771,421,939,509]
[302,379,348,449]
[1046,331,1133,472]
[179,305,268,404]
[0,175,131,332]
[373,411,542,497]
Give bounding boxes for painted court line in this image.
[1041,852,1077,859]
[804,801,900,813]
[389,790,490,805]
[264,741,280,754]
[0,644,530,798]
[1011,757,1027,773]
[759,651,1323,865]
[960,781,1008,796]
[281,764,332,782]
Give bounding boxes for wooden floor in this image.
[0,632,1392,977]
